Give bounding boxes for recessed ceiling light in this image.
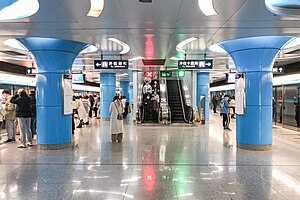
[4,39,27,51]
[283,37,300,50]
[176,37,197,53]
[208,44,227,53]
[80,45,98,54]
[0,0,40,20]
[107,38,131,54]
[128,56,144,61]
[198,0,217,16]
[87,0,104,17]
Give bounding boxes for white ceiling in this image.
[1,0,300,82]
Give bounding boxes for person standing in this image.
[229,96,236,119]
[82,95,90,125]
[76,96,87,128]
[29,90,36,138]
[212,95,218,113]
[10,89,33,148]
[220,94,231,131]
[0,103,4,141]
[2,90,16,143]
[89,95,94,118]
[109,95,124,142]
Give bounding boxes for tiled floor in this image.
[0,112,300,199]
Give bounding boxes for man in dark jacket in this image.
[10,89,33,148]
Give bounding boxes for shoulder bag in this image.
[114,102,123,120]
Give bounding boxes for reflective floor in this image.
[0,113,300,199]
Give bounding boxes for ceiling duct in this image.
[142,59,165,66]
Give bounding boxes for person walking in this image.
[2,90,16,143]
[220,94,231,131]
[229,96,236,119]
[10,89,33,148]
[109,95,124,142]
[82,95,90,125]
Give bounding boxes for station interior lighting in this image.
[80,45,98,54]
[87,0,104,17]
[107,38,131,54]
[198,0,217,16]
[128,56,144,61]
[176,37,198,53]
[4,39,27,51]
[0,0,40,20]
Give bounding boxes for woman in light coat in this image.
[109,95,124,142]
[76,96,87,128]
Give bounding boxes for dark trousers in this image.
[222,113,229,129]
[213,104,217,113]
[31,116,36,138]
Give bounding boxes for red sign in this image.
[145,70,155,79]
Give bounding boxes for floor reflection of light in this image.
[121,177,141,182]
[73,180,81,183]
[174,193,194,198]
[209,131,224,143]
[9,185,17,193]
[73,190,134,198]
[173,179,194,183]
[272,169,300,193]
[209,162,224,173]
[200,172,213,175]
[120,184,128,187]
[86,176,110,179]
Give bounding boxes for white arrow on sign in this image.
[279,67,283,72]
[205,62,212,67]
[96,62,101,67]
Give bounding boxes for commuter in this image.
[0,103,4,138]
[2,90,16,143]
[294,95,300,127]
[109,95,124,142]
[220,94,231,131]
[143,95,152,122]
[82,95,90,125]
[212,95,218,113]
[88,95,94,118]
[93,94,100,118]
[29,90,36,138]
[229,96,236,119]
[72,96,78,134]
[10,89,33,148]
[121,96,126,117]
[76,96,87,128]
[279,95,284,123]
[151,95,159,123]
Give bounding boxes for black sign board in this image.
[26,68,37,75]
[94,60,129,69]
[178,60,213,70]
[273,66,285,74]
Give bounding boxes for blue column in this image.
[197,72,210,119]
[219,36,294,150]
[17,37,89,149]
[100,73,116,119]
[120,81,130,100]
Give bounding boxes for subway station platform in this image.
[0,113,299,200]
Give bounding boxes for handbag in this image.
[114,102,123,120]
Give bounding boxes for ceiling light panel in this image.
[176,37,198,53]
[198,0,217,16]
[107,38,131,54]
[87,0,104,17]
[0,0,39,20]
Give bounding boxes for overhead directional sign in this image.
[94,60,129,69]
[178,60,213,70]
[273,66,285,74]
[26,68,37,75]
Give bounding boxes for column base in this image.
[237,142,272,151]
[38,142,71,150]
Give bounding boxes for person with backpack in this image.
[220,94,231,131]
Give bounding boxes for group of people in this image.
[72,94,100,130]
[0,89,36,148]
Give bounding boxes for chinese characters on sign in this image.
[94,60,129,69]
[178,60,213,69]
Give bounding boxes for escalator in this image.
[167,80,185,122]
